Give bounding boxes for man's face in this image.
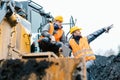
[73,30,81,36]
[55,21,62,28]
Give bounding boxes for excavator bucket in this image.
[0,52,87,80]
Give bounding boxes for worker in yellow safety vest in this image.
[69,25,113,80]
[69,26,95,61]
[38,16,67,54]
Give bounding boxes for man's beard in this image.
[73,35,82,40]
[54,23,63,30]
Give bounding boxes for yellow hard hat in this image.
[70,26,82,34]
[54,16,63,22]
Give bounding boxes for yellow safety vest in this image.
[69,37,96,61]
[38,23,54,42]
[48,23,54,35]
[54,29,63,42]
[38,23,63,42]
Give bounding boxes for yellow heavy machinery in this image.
[0,0,86,80]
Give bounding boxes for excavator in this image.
[0,0,86,80]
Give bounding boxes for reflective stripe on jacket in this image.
[69,37,96,61]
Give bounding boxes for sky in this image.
[16,0,120,55]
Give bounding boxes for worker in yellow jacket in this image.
[69,25,113,80]
[38,16,67,55]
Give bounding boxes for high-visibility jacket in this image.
[38,23,54,42]
[54,29,63,42]
[39,23,63,42]
[48,23,54,35]
[69,37,96,61]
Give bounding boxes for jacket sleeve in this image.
[60,31,67,44]
[41,23,51,38]
[87,28,106,43]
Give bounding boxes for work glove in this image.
[86,60,95,69]
[49,35,55,42]
[105,24,113,33]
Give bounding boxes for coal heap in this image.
[90,54,120,80]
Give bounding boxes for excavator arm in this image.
[0,0,15,23]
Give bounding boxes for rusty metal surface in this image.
[0,18,11,59]
[22,52,58,59]
[0,58,86,80]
